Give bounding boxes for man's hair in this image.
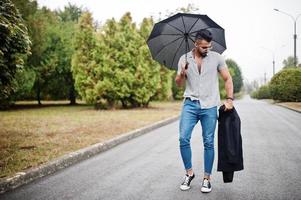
[195,29,213,43]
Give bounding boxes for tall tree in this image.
[0,0,31,109]
[10,0,37,102]
[26,7,59,104]
[130,16,161,106]
[55,3,82,22]
[139,17,166,102]
[72,12,97,104]
[53,4,83,104]
[98,15,139,107]
[95,13,161,108]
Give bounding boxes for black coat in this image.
[217,105,244,183]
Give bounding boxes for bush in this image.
[269,68,301,102]
[251,84,271,99]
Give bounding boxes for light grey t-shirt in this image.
[177,50,227,109]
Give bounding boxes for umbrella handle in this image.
[185,62,189,70]
[184,62,189,78]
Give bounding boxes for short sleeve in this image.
[217,54,227,71]
[177,55,185,75]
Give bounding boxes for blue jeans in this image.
[179,98,218,176]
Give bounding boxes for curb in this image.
[0,115,179,194]
[277,104,301,114]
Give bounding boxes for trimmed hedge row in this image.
[251,68,301,102]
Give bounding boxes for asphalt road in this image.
[1,96,301,200]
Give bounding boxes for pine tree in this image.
[95,13,161,108]
[72,12,97,104]
[140,17,173,101]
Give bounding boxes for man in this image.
[175,29,234,193]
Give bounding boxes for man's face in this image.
[195,39,212,57]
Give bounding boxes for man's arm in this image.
[219,67,234,110]
[175,64,187,87]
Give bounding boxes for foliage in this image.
[250,84,271,99]
[283,56,299,68]
[0,0,31,109]
[269,68,301,102]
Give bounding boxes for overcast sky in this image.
[38,0,301,83]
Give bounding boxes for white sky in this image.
[38,0,301,83]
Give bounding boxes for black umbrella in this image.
[147,13,226,70]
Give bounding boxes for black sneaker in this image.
[201,178,212,193]
[180,173,195,191]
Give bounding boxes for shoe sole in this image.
[201,188,212,193]
[180,186,191,191]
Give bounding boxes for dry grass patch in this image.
[277,102,301,112]
[0,101,182,178]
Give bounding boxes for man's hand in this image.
[180,63,188,78]
[175,63,188,87]
[219,67,234,111]
[224,98,233,111]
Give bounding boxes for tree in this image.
[164,3,199,19]
[11,1,80,104]
[0,0,31,109]
[11,0,38,21]
[72,12,97,104]
[226,59,243,93]
[39,17,72,101]
[24,7,59,104]
[52,4,83,104]
[283,56,299,68]
[55,3,82,22]
[139,17,172,101]
[130,16,161,106]
[95,13,161,108]
[72,12,162,108]
[10,0,37,102]
[218,59,243,99]
[171,71,185,100]
[173,3,199,14]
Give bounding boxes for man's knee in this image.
[179,136,190,147]
[203,137,214,150]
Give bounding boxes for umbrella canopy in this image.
[147,13,226,70]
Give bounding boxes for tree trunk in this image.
[36,78,41,105]
[108,99,115,109]
[69,84,76,105]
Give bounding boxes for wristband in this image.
[226,97,234,101]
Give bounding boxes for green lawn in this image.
[0,101,182,178]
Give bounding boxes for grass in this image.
[0,101,182,179]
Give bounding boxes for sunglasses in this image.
[199,46,212,50]
[195,43,212,50]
